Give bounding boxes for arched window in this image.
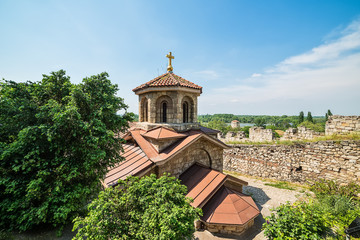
[143,99,148,122]
[140,98,148,122]
[183,102,189,123]
[160,101,167,123]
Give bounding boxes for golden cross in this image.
[166,52,174,72]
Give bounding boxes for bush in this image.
[298,121,325,132]
[309,179,360,199]
[73,174,201,240]
[264,180,360,239]
[263,201,327,239]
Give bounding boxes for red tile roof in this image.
[141,127,187,140]
[132,72,202,93]
[104,128,228,187]
[103,143,154,187]
[201,186,260,225]
[180,164,227,208]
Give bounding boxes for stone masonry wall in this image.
[218,131,246,143]
[249,127,274,142]
[281,126,324,140]
[224,141,360,184]
[326,115,360,135]
[159,138,223,177]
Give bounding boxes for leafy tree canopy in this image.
[307,111,313,123]
[73,174,201,240]
[299,111,304,123]
[0,70,133,231]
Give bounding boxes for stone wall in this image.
[281,126,324,140]
[326,115,360,135]
[218,131,246,143]
[224,141,360,184]
[249,127,274,142]
[159,137,223,177]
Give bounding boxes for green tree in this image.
[327,109,333,116]
[307,111,313,123]
[73,174,201,240]
[206,120,229,133]
[254,117,266,128]
[299,111,304,123]
[0,70,133,231]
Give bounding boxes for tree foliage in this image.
[0,70,133,231]
[306,111,313,123]
[298,120,325,132]
[298,111,304,124]
[72,174,201,240]
[263,201,327,240]
[263,181,360,239]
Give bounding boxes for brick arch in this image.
[155,95,173,123]
[181,95,195,123]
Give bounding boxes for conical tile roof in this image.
[133,72,202,93]
[201,186,260,225]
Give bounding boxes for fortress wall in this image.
[249,127,274,142]
[224,141,360,184]
[326,115,360,135]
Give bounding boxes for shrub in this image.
[309,179,360,199]
[263,201,328,239]
[73,174,201,240]
[298,121,325,132]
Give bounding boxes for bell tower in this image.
[133,52,202,131]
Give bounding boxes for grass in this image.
[226,132,360,145]
[265,181,295,190]
[224,170,308,192]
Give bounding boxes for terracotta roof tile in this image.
[132,72,202,93]
[179,164,227,208]
[103,143,154,187]
[105,129,229,186]
[201,187,260,225]
[141,127,187,140]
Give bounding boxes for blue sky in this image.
[1,0,360,116]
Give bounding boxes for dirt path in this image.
[194,173,309,240]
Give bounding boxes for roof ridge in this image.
[157,128,162,139]
[132,72,202,93]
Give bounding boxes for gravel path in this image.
[194,173,309,240]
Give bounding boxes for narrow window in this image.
[144,100,148,122]
[161,102,167,123]
[183,102,189,123]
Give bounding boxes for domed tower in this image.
[133,52,202,131]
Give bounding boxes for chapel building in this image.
[103,53,260,235]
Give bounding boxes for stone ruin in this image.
[249,127,274,142]
[325,115,360,135]
[218,131,246,142]
[281,126,324,140]
[217,115,360,143]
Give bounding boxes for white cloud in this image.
[200,19,360,115]
[251,73,262,77]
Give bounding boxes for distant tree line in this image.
[199,110,333,134]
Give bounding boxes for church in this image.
[103,53,260,235]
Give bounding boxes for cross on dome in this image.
[166,52,174,72]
